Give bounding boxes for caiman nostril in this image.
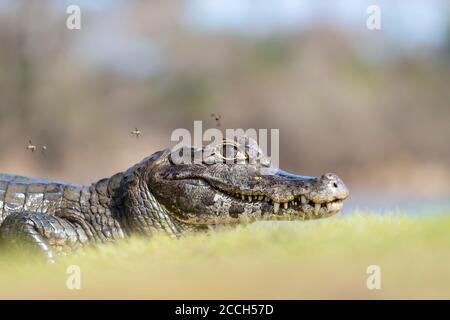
[333,182,338,188]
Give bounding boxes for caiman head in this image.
[122,137,349,233]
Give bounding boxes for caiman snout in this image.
[309,173,349,204]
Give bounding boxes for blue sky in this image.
[185,0,449,49]
[1,0,448,49]
[1,0,448,76]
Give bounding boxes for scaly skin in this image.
[0,137,349,261]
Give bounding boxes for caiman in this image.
[0,138,349,261]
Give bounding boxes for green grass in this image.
[1,212,450,299]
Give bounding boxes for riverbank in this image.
[1,212,449,299]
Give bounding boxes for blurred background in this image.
[0,0,449,214]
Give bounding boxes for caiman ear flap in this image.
[120,150,177,235]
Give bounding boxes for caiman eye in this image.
[215,142,237,160]
[245,145,262,163]
[223,143,238,159]
[215,141,245,162]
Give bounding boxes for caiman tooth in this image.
[241,195,245,200]
[301,196,307,204]
[314,203,321,215]
[258,195,263,200]
[326,202,332,210]
[273,202,280,214]
[265,196,270,202]
[248,195,252,201]
[283,202,288,209]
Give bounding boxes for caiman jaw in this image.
[152,170,349,225]
[225,192,343,215]
[217,187,344,216]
